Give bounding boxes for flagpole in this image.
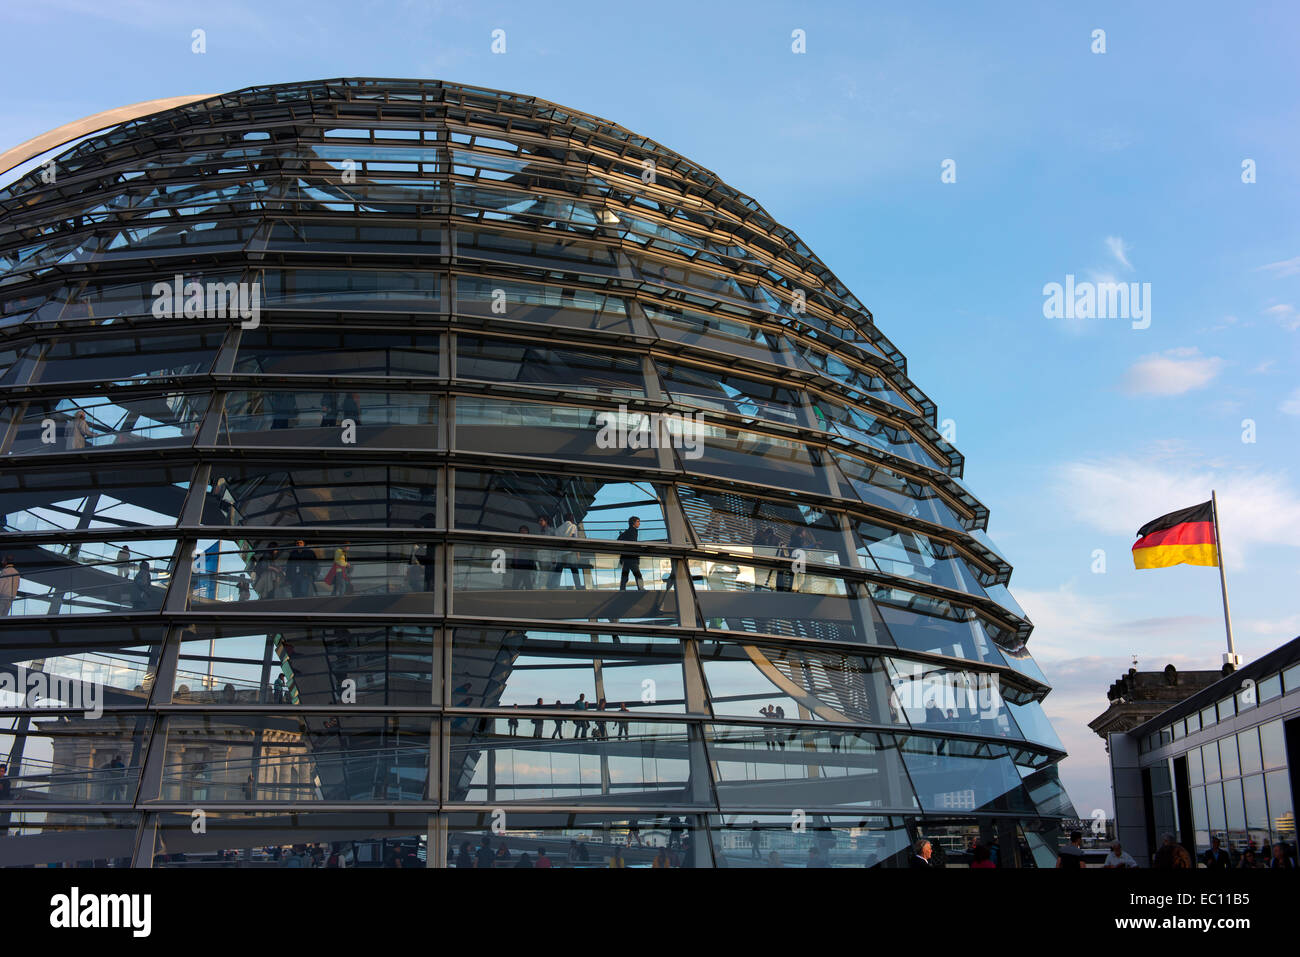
[1210,490,1240,668]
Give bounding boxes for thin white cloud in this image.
[1105,236,1133,270]
[1264,303,1300,330]
[1015,583,1217,660]
[1244,613,1300,636]
[1014,584,1112,660]
[1121,348,1224,396]
[1281,387,1300,416]
[1052,457,1300,568]
[1259,255,1300,278]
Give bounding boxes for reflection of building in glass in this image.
[35,714,308,804]
[0,78,1073,868]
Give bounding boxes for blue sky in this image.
[4,0,1299,818]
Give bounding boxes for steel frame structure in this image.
[0,78,1072,868]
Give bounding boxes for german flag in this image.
[1132,501,1217,569]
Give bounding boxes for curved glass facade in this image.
[0,78,1071,868]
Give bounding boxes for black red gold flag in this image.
[1132,500,1217,569]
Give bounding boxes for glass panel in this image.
[1006,700,1065,752]
[1219,735,1240,779]
[218,390,440,449]
[997,645,1045,684]
[0,812,138,868]
[785,339,916,412]
[1257,673,1282,702]
[705,724,910,810]
[1188,745,1204,785]
[445,812,703,868]
[1150,761,1173,793]
[188,539,436,615]
[831,452,966,533]
[870,584,1003,665]
[0,463,190,534]
[457,334,644,396]
[0,715,152,802]
[263,267,441,311]
[1238,727,1262,775]
[812,396,945,470]
[265,221,443,254]
[1243,774,1268,832]
[628,252,752,303]
[452,544,678,625]
[1200,705,1217,730]
[31,330,221,384]
[1264,770,1295,844]
[980,583,1028,621]
[453,468,667,541]
[450,183,603,234]
[20,277,160,324]
[1185,710,1201,735]
[152,811,430,868]
[1217,696,1235,721]
[898,737,1032,813]
[0,344,24,385]
[1284,663,1300,694]
[202,464,439,528]
[698,639,904,725]
[1021,763,1076,818]
[643,302,789,368]
[1206,782,1226,832]
[234,328,440,378]
[709,812,911,868]
[1223,777,1246,836]
[0,623,164,705]
[855,520,986,599]
[685,423,833,497]
[171,624,434,706]
[690,560,887,645]
[454,397,657,465]
[0,538,176,617]
[448,715,705,805]
[1260,719,1285,769]
[656,359,802,426]
[887,658,1019,740]
[1202,741,1221,781]
[159,714,433,802]
[1191,785,1208,852]
[2,392,204,456]
[453,275,631,333]
[450,629,685,713]
[1152,792,1176,845]
[678,484,847,566]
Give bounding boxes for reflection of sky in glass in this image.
[13,491,183,533]
[464,726,691,798]
[582,481,665,540]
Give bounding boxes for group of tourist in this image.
[496,696,634,741]
[242,540,354,600]
[1148,833,1297,869]
[1047,831,1298,869]
[219,514,649,603]
[452,830,692,868]
[506,515,646,591]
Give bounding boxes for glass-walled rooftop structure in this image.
[0,77,1072,868]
